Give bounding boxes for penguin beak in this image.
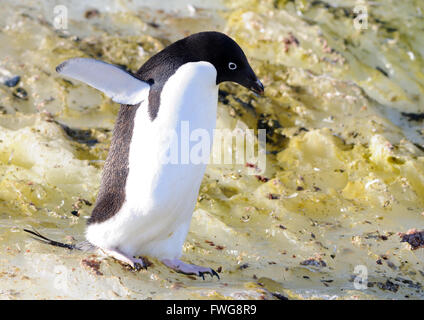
[224,66,264,96]
[249,78,264,96]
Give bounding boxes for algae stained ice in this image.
[0,0,423,299]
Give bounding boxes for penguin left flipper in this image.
[56,58,150,105]
[162,258,220,280]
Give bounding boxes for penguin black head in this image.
[184,32,264,95]
[139,31,264,95]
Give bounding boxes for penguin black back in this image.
[87,104,139,224]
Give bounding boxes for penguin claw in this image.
[210,269,220,280]
[131,257,147,270]
[133,262,145,271]
[199,269,220,280]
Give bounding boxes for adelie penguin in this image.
[25,31,264,279]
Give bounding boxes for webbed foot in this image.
[162,258,219,280]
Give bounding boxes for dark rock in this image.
[399,229,424,250]
[13,87,28,100]
[4,75,20,87]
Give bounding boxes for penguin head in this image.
[138,32,264,95]
[175,32,264,95]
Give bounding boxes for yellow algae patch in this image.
[0,114,100,215]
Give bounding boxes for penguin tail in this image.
[23,228,78,250]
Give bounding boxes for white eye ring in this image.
[228,62,237,70]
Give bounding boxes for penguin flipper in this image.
[56,58,150,105]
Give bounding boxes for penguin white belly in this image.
[86,62,218,259]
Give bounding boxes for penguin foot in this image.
[130,257,148,271]
[162,258,220,280]
[101,248,147,270]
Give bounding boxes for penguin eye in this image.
[228,62,237,70]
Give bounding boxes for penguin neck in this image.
[153,61,219,130]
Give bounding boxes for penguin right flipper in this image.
[56,58,150,105]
